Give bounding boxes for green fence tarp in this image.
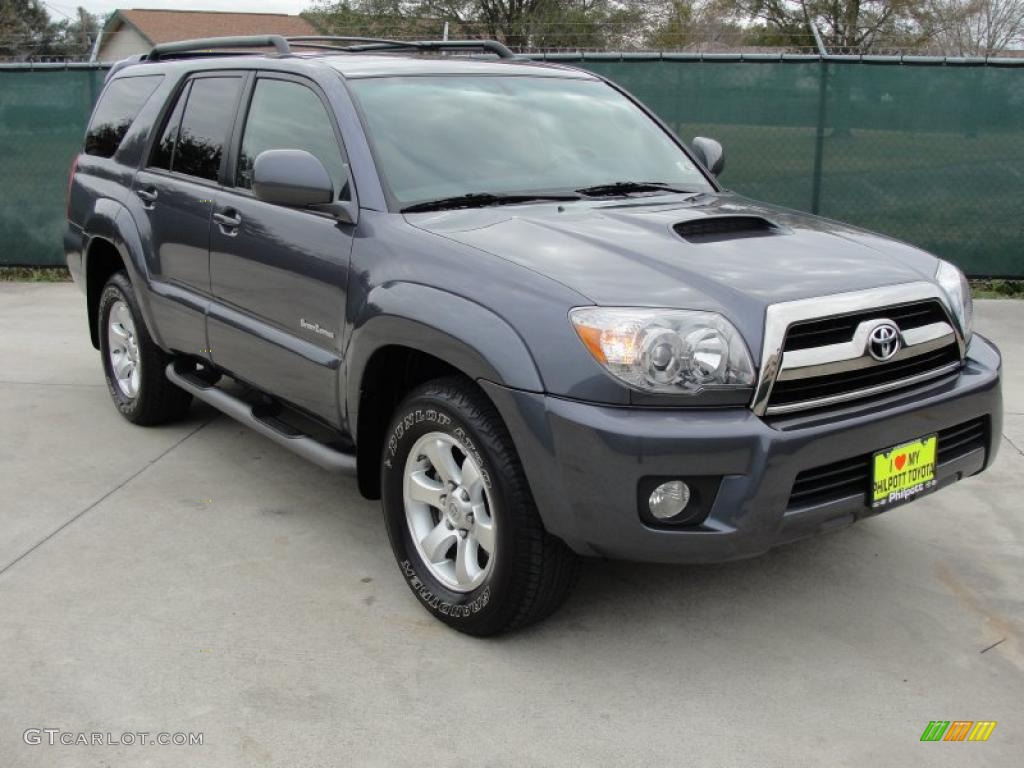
[1,58,1021,275]
[1,66,106,267]
[572,57,1023,277]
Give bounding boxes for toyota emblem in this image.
[867,322,901,362]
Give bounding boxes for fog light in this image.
[648,481,691,520]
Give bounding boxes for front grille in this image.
[767,300,960,414]
[787,454,868,510]
[783,300,949,352]
[769,345,961,409]
[935,418,988,461]
[787,417,987,510]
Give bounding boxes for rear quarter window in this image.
[85,75,164,158]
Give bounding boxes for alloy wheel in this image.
[107,299,140,399]
[403,431,496,592]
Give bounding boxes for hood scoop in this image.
[673,215,779,243]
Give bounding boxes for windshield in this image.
[347,75,714,208]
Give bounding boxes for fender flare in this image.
[344,281,543,430]
[81,199,163,349]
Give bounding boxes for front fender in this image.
[345,281,543,428]
[81,199,163,349]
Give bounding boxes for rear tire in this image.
[97,271,191,426]
[381,377,579,636]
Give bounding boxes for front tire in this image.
[98,271,191,426]
[382,378,578,636]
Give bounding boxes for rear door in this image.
[208,73,355,423]
[132,73,244,355]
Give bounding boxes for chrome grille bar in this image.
[766,362,961,415]
[777,320,955,381]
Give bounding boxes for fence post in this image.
[87,65,98,108]
[810,24,828,214]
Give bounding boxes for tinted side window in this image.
[237,79,349,199]
[173,77,243,181]
[85,75,163,158]
[150,81,190,171]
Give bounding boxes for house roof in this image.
[108,8,318,46]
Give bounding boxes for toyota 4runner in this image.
[66,35,1002,635]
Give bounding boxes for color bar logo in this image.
[920,721,997,742]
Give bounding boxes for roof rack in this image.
[287,36,518,59]
[144,34,518,62]
[148,35,291,61]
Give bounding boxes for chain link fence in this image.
[295,16,1024,57]
[1,64,105,267]
[1,56,1021,275]
[565,54,1024,276]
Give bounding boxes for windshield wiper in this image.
[401,192,580,214]
[575,181,695,198]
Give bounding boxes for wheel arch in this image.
[346,283,544,499]
[82,200,159,350]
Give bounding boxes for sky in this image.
[45,1,314,19]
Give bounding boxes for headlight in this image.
[935,260,973,341]
[570,308,755,394]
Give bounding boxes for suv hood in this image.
[406,192,939,317]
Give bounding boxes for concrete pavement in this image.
[1,282,1022,767]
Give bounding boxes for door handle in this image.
[212,208,242,236]
[136,188,158,208]
[213,210,242,232]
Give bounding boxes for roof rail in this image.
[140,34,517,64]
[286,36,518,59]
[287,35,411,48]
[385,39,518,59]
[105,53,147,81]
[148,35,290,61]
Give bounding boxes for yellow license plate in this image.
[872,435,938,508]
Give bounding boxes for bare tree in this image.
[924,0,1024,54]
[644,0,750,51]
[721,0,921,50]
[306,1,648,50]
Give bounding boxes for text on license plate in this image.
[872,435,938,509]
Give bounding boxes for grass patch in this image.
[971,279,1024,300]
[0,266,71,282]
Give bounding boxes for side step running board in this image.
[166,363,357,474]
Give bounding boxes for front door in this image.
[208,74,356,424]
[132,73,245,355]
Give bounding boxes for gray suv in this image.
[66,35,1002,635]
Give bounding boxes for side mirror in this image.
[691,137,725,177]
[253,149,333,206]
[252,149,358,224]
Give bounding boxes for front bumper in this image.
[482,334,1002,564]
